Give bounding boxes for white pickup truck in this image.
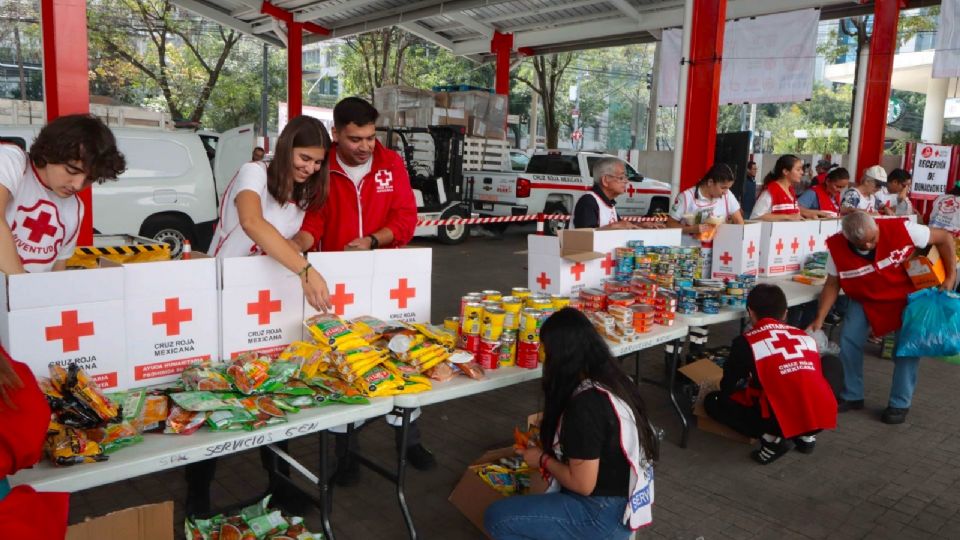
[467,150,672,234]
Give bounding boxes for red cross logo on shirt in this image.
[536,272,552,290]
[330,283,355,316]
[601,254,615,276]
[719,251,733,265]
[247,290,281,325]
[808,236,816,252]
[374,170,394,193]
[45,310,95,353]
[23,211,57,242]
[390,278,416,309]
[152,297,192,336]
[790,237,800,254]
[775,239,785,255]
[765,330,809,360]
[570,262,586,281]
[747,241,756,259]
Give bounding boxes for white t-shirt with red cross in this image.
[0,145,82,272]
[209,161,305,258]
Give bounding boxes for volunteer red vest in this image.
[737,319,837,439]
[768,182,800,215]
[826,218,916,336]
[811,184,840,214]
[587,191,619,228]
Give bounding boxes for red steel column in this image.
[678,0,727,192]
[287,21,303,120]
[40,0,93,245]
[855,0,903,180]
[491,31,513,96]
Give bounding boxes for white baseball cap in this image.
[863,165,888,183]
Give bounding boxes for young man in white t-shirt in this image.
[0,115,125,274]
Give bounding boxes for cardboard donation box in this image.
[122,254,219,387]
[679,359,756,444]
[220,256,304,359]
[527,228,681,296]
[0,266,126,389]
[817,219,841,253]
[306,251,375,320]
[757,221,819,277]
[711,222,762,279]
[371,248,432,323]
[907,245,946,289]
[67,501,173,540]
[449,446,549,534]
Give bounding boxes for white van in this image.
[0,124,254,257]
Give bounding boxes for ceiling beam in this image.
[607,0,642,20]
[398,21,455,50]
[306,0,516,37]
[446,12,496,39]
[296,0,385,22]
[503,10,620,34]
[172,0,283,46]
[483,0,610,24]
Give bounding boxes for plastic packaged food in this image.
[164,406,208,435]
[170,391,235,412]
[182,365,232,391]
[227,354,273,394]
[46,424,108,466]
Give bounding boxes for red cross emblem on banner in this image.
[747,241,756,259]
[790,237,800,254]
[247,290,281,325]
[152,297,192,336]
[766,330,807,359]
[330,283,355,316]
[45,310,95,353]
[808,236,816,252]
[23,211,57,242]
[390,278,417,309]
[775,238,785,255]
[601,254,615,276]
[536,272,552,290]
[719,251,733,265]
[570,262,586,281]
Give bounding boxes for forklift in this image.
[378,125,474,244]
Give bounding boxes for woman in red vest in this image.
[808,212,957,425]
[705,285,841,464]
[750,155,832,221]
[0,347,70,538]
[798,167,849,216]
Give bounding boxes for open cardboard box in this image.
[67,501,173,540]
[907,244,946,289]
[678,359,756,445]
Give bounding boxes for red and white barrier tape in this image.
[415,213,667,227]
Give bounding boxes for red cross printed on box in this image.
[775,238,785,255]
[808,235,816,252]
[601,253,615,276]
[790,237,800,254]
[536,272,552,290]
[152,297,192,336]
[719,251,733,265]
[747,241,756,259]
[23,211,57,242]
[570,262,586,281]
[330,283,355,316]
[45,310,95,353]
[390,278,417,309]
[767,330,806,358]
[247,290,282,326]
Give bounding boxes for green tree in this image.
[516,54,574,149]
[202,42,287,133]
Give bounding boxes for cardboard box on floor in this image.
[449,447,550,534]
[678,359,756,445]
[67,501,173,540]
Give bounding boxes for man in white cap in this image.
[840,165,886,215]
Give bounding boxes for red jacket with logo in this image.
[826,218,916,335]
[300,141,417,252]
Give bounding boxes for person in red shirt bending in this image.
[292,97,429,485]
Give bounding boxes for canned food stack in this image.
[631,277,658,304]
[654,290,678,326]
[603,277,632,295]
[607,292,635,309]
[630,304,657,333]
[614,247,636,278]
[677,288,700,314]
[477,305,506,370]
[458,288,556,370]
[579,288,607,312]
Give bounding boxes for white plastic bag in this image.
[807,329,840,356]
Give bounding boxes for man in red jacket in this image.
[293,97,430,485]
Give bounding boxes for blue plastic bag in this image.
[896,288,960,358]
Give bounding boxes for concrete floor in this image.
[66,226,960,539]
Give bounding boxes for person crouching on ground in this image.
[705,284,841,465]
[484,308,657,539]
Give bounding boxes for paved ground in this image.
[66,226,960,539]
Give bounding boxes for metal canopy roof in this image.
[173,0,877,59]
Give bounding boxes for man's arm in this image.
[382,157,418,247]
[719,336,753,395]
[0,186,25,275]
[808,274,841,332]
[294,206,325,251]
[928,227,957,290]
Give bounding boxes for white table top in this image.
[11,398,395,493]
[677,277,823,328]
[607,323,690,357]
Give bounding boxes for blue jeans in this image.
[484,490,631,540]
[839,299,919,408]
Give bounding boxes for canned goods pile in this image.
[720,274,757,308]
[456,288,569,371]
